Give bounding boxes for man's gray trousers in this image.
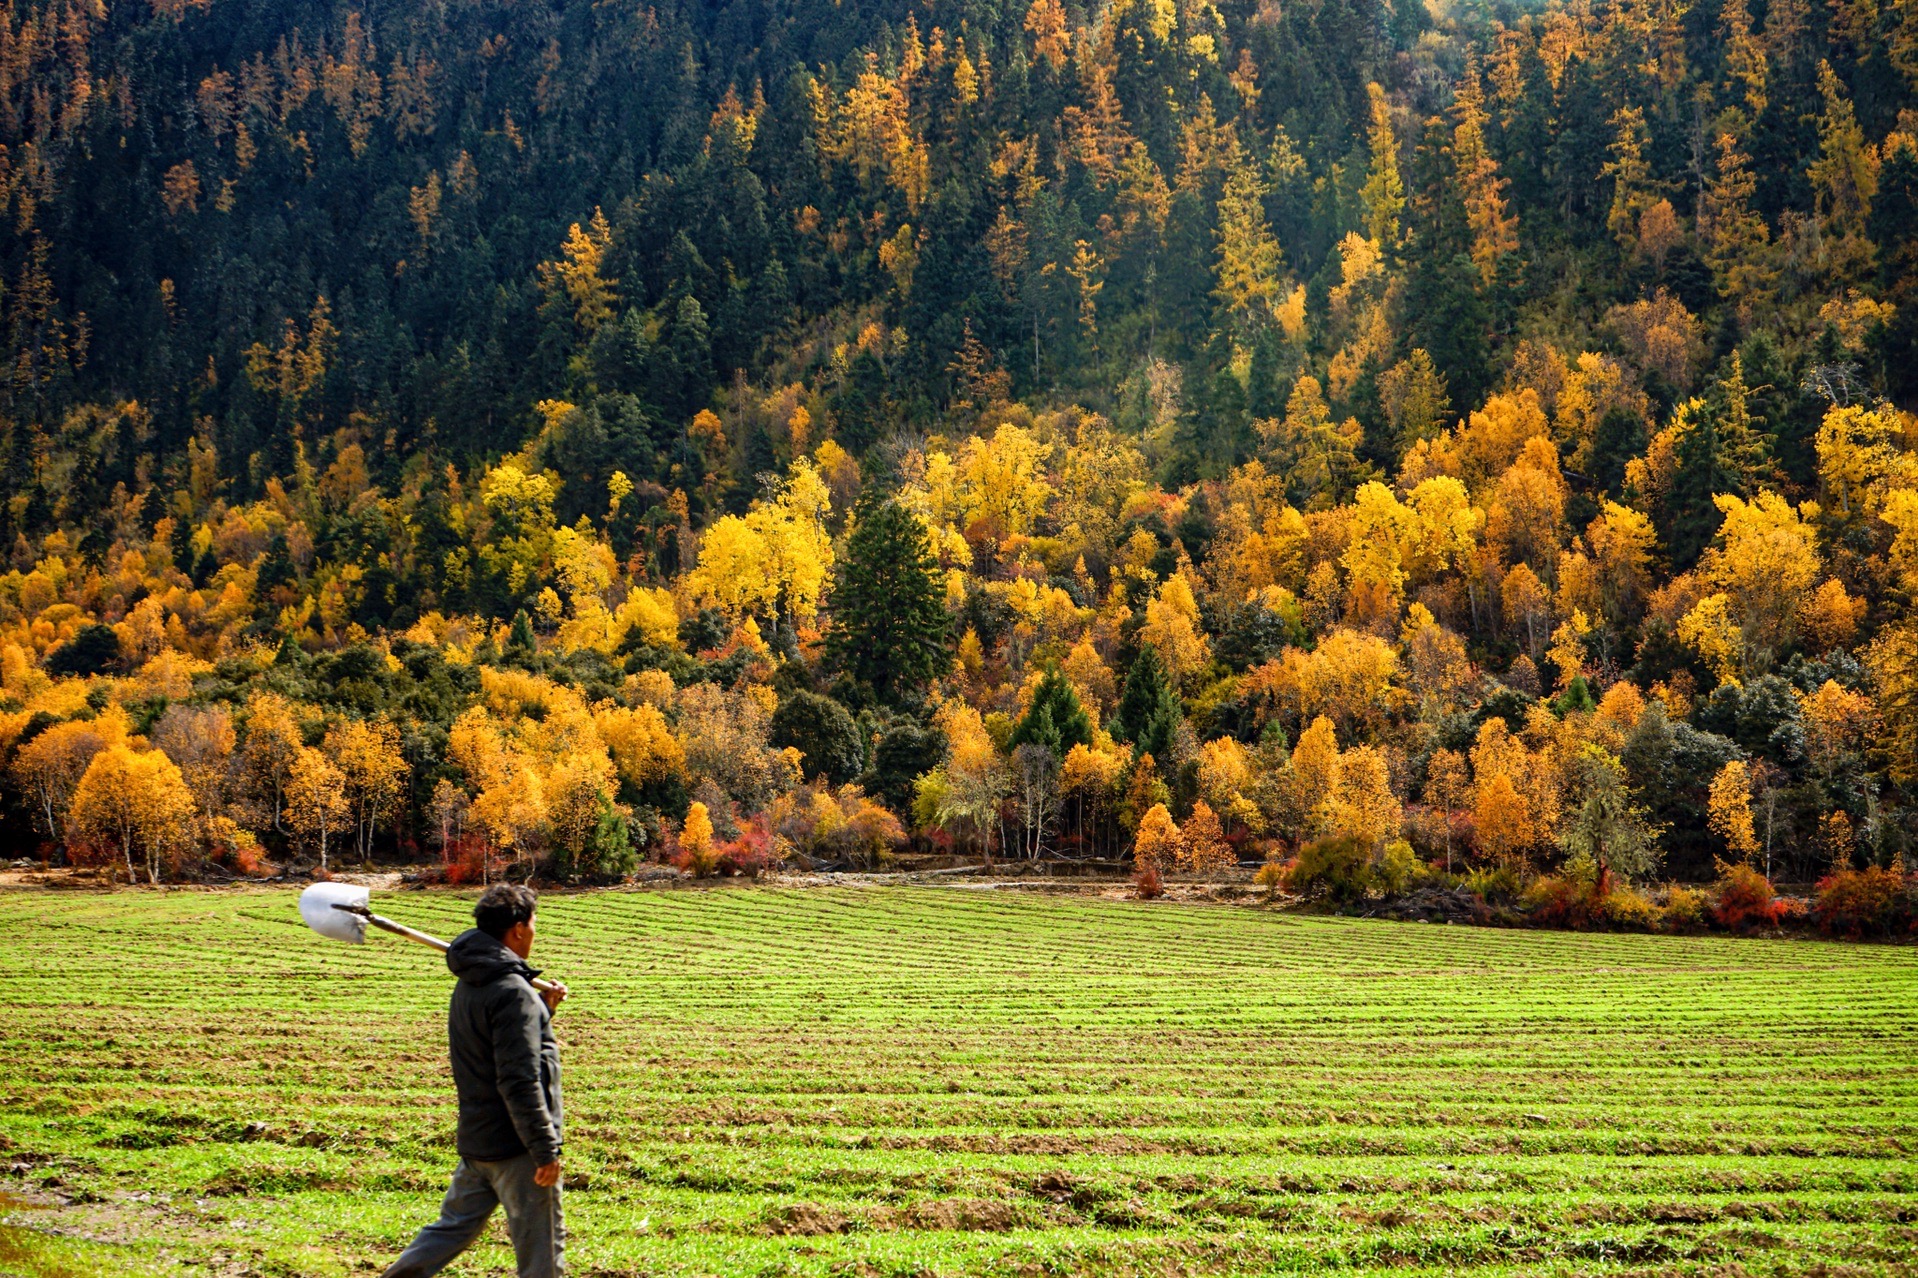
[381,1154,564,1278]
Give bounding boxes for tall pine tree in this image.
[826,490,951,706]
[1660,354,1772,567]
[1112,644,1183,764]
[1009,666,1094,760]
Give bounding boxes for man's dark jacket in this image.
[445,928,563,1165]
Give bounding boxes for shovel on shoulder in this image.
[298,881,564,994]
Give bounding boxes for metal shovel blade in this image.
[300,881,371,944]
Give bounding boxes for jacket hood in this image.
[445,927,539,986]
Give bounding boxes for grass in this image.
[0,884,1912,1276]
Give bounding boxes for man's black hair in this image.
[473,884,538,940]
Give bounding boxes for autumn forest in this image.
[3,0,1917,930]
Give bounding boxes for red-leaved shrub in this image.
[224,839,265,876]
[1133,866,1164,899]
[1814,866,1912,938]
[1711,863,1786,932]
[64,835,128,878]
[445,836,503,886]
[1522,875,1599,929]
[716,812,778,878]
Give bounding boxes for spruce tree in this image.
[1661,356,1770,567]
[827,490,950,705]
[507,609,539,661]
[1009,666,1094,760]
[1112,645,1183,764]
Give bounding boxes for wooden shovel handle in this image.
[337,905,563,994]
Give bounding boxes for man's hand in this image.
[540,981,568,1013]
[534,1160,561,1188]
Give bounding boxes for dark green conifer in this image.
[827,489,950,706]
[1008,666,1094,761]
[1112,645,1183,764]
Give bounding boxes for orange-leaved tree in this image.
[1178,799,1235,873]
[11,712,128,853]
[1133,802,1182,874]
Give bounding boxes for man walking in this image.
[383,884,568,1277]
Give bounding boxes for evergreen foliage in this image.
[1008,667,1094,762]
[770,691,866,786]
[1112,646,1183,766]
[827,492,950,706]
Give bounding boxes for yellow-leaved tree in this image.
[684,458,835,633]
[1341,481,1417,615]
[1268,375,1361,506]
[1469,717,1557,865]
[1696,491,1822,660]
[914,701,1011,855]
[241,691,305,836]
[71,745,196,884]
[286,746,349,872]
[1328,744,1401,851]
[594,702,686,793]
[1286,714,1342,840]
[1196,736,1261,834]
[1138,573,1211,687]
[678,800,719,876]
[152,704,237,836]
[325,717,407,864]
[1816,402,1911,524]
[1360,82,1404,251]
[1404,475,1479,584]
[11,710,131,852]
[544,750,619,871]
[550,524,619,652]
[1707,760,1758,862]
[944,423,1056,544]
[1215,160,1285,325]
[1586,500,1657,627]
[539,207,617,334]
[1422,747,1470,871]
[1451,59,1517,282]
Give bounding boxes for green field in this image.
[0,886,1912,1277]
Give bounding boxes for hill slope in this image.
[2,0,1918,886]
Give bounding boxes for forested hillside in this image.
[3,0,1917,923]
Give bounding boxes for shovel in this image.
[298,881,564,994]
